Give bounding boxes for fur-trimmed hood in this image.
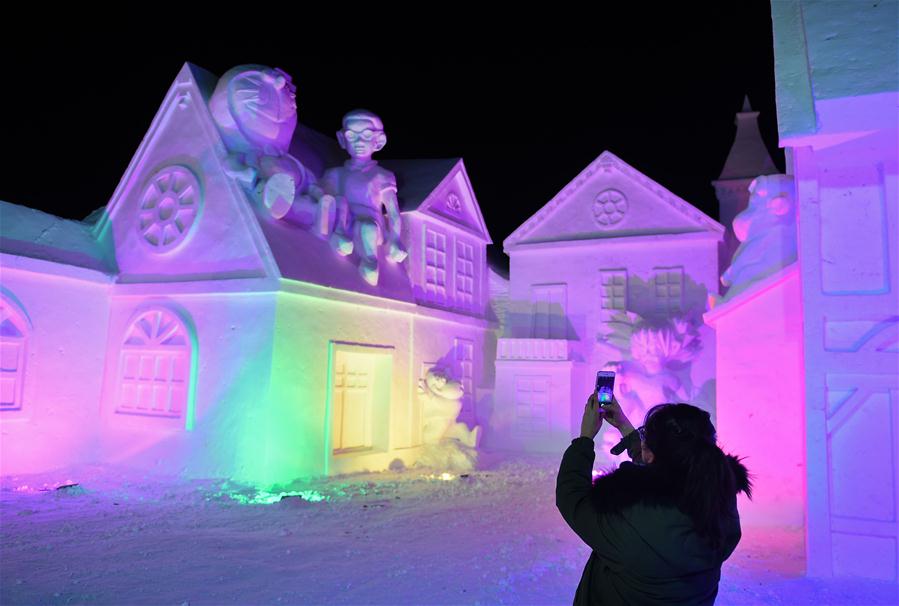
[590,454,752,514]
[557,437,748,604]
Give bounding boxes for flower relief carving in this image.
[446,192,462,214]
[137,166,202,252]
[592,189,628,227]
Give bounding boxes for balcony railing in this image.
[497,338,569,361]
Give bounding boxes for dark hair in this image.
[642,403,750,551]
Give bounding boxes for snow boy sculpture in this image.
[717,174,797,303]
[320,110,408,286]
[417,367,480,471]
[209,65,334,236]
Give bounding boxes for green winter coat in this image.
[556,433,749,605]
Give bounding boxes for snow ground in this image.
[2,454,897,606]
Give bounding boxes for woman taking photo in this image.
[556,394,752,605]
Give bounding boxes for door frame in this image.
[324,341,395,473]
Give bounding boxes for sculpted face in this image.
[209,65,299,154]
[426,371,448,393]
[734,175,795,242]
[266,69,297,121]
[338,118,386,160]
[247,69,297,138]
[425,369,464,400]
[235,69,296,124]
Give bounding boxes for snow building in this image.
[0,63,493,487]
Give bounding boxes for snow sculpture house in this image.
[767,0,899,582]
[0,63,492,487]
[488,151,723,458]
[708,0,899,582]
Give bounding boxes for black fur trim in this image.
[590,454,752,514]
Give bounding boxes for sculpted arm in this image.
[382,186,403,242]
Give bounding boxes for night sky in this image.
[1,5,784,272]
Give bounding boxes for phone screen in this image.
[595,371,615,404]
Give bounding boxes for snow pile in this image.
[416,440,479,472]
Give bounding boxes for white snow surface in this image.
[2,454,896,606]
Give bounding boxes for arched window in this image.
[117,308,192,418]
[0,296,29,411]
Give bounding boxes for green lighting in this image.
[225,489,329,505]
[323,341,335,476]
[181,309,200,432]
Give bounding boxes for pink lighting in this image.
[1,2,897,600]
[0,294,29,411]
[0,62,493,487]
[704,265,805,528]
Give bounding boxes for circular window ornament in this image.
[446,192,462,214]
[592,189,628,227]
[138,166,202,252]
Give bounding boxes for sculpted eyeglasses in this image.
[344,129,381,142]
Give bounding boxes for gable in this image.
[95,64,277,283]
[392,159,491,243]
[505,151,723,249]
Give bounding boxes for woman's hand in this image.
[580,393,604,439]
[599,394,635,436]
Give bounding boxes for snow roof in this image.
[771,1,899,140]
[717,97,778,181]
[384,158,491,243]
[505,150,723,249]
[290,123,345,179]
[380,159,463,212]
[487,263,509,281]
[262,157,465,299]
[1,63,483,304]
[178,65,446,299]
[254,207,415,302]
[0,201,116,274]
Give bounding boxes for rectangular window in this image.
[0,304,28,412]
[531,284,567,339]
[455,240,475,310]
[117,350,187,417]
[0,340,24,410]
[599,269,628,320]
[653,267,684,314]
[115,309,192,423]
[424,227,448,304]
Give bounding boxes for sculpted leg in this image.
[329,198,354,256]
[387,239,408,263]
[358,221,381,285]
[316,194,335,237]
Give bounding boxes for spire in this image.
[741,95,752,112]
[717,95,778,181]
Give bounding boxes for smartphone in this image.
[595,371,615,406]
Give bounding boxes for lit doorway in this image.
[328,343,394,455]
